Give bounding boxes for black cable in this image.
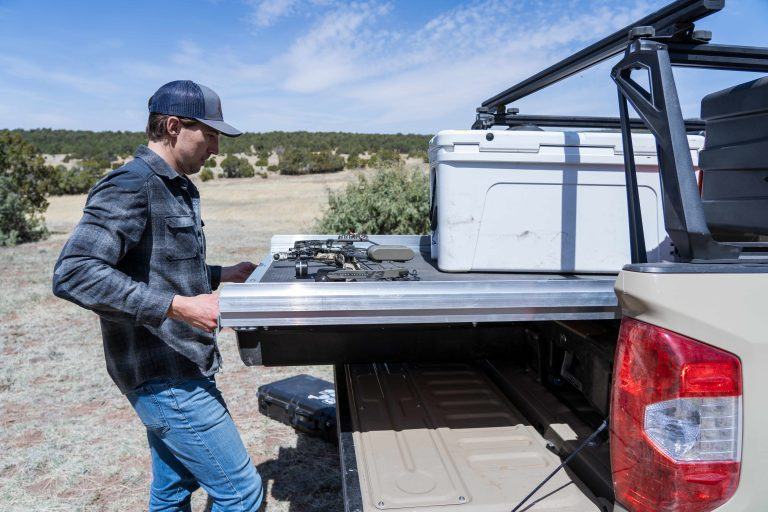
[510,418,609,512]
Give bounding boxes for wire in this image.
[510,418,609,512]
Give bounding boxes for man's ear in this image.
[166,116,181,137]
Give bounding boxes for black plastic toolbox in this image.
[700,76,768,236]
[257,374,337,441]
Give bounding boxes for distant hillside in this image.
[12,129,432,161]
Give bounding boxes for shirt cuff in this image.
[208,265,222,291]
[137,289,176,327]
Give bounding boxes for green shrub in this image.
[0,131,50,246]
[279,149,345,175]
[49,159,110,195]
[311,150,345,173]
[257,171,268,179]
[368,150,401,169]
[314,165,429,235]
[255,158,268,167]
[204,158,217,168]
[199,168,214,182]
[345,153,360,169]
[278,148,311,175]
[267,165,278,172]
[408,149,429,163]
[221,155,255,178]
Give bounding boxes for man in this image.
[53,80,264,511]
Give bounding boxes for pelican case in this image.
[257,374,337,441]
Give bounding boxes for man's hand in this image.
[167,292,219,331]
[221,261,257,283]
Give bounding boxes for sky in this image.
[0,0,766,135]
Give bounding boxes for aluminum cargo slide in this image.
[336,361,601,512]
[219,235,620,329]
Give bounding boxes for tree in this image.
[199,168,215,182]
[221,155,254,178]
[279,149,344,175]
[278,148,312,175]
[314,164,429,235]
[0,131,50,245]
[368,149,401,169]
[310,150,345,174]
[346,153,361,169]
[49,158,110,195]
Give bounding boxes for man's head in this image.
[146,80,241,176]
[147,80,241,139]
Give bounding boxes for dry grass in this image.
[0,168,380,511]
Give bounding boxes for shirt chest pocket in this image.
[164,215,200,260]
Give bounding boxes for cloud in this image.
[0,55,122,97]
[280,2,392,92]
[0,0,678,132]
[247,0,301,28]
[248,0,668,132]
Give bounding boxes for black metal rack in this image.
[474,0,768,263]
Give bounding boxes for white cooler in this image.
[428,129,704,273]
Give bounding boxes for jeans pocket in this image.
[127,384,171,435]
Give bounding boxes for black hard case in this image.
[699,76,768,236]
[257,374,337,441]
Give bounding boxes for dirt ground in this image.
[0,168,377,511]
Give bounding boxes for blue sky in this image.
[0,0,766,134]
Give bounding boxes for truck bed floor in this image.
[337,362,601,512]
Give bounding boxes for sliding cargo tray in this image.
[220,235,621,366]
[219,235,620,329]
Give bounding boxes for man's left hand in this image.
[221,261,257,283]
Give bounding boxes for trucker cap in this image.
[148,80,242,137]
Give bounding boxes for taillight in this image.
[611,318,742,512]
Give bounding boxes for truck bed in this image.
[220,235,616,510]
[335,361,603,512]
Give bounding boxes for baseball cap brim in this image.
[196,118,242,137]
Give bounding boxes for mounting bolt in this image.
[377,501,385,508]
[485,132,494,141]
[458,496,467,503]
[629,26,655,40]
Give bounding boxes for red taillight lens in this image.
[611,318,742,512]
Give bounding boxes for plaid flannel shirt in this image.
[53,145,223,393]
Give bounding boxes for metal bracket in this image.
[612,39,740,261]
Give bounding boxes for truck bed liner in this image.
[336,361,600,511]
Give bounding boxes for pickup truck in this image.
[220,1,768,510]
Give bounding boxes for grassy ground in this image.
[0,168,375,511]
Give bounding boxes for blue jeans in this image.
[126,377,264,512]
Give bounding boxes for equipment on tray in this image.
[272,235,417,282]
